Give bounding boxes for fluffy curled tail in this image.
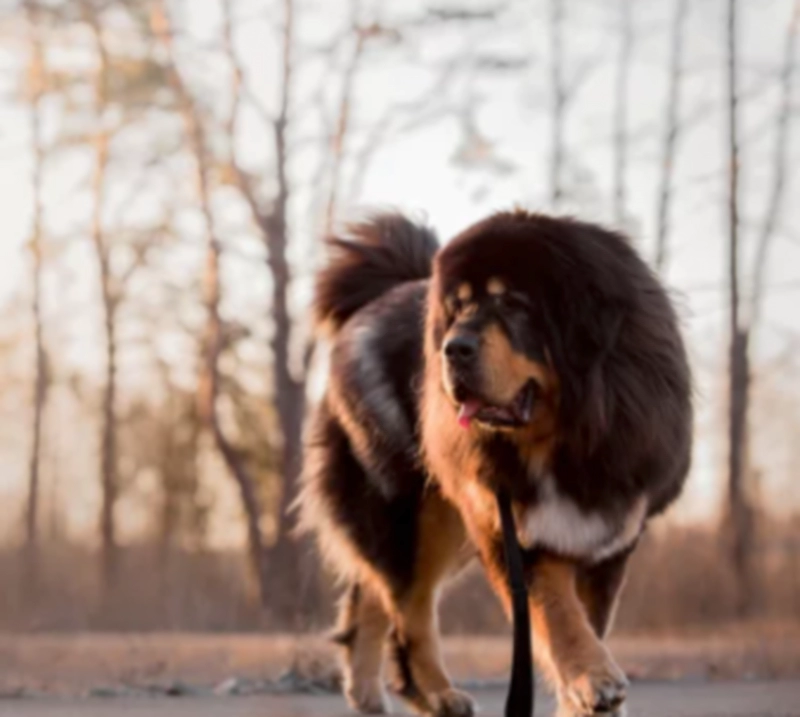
[313,212,439,334]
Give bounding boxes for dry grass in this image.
[1,519,798,635]
[3,523,799,697]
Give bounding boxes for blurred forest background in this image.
[0,0,799,634]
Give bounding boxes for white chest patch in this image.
[517,477,647,562]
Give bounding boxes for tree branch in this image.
[654,0,689,272]
[750,0,799,329]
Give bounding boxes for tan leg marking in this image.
[469,520,627,717]
[480,324,553,406]
[529,556,628,716]
[391,490,475,716]
[339,584,391,714]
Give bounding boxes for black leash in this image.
[496,487,534,717]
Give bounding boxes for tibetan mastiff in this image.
[297,210,692,717]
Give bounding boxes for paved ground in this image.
[2,681,799,717]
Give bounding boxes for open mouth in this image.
[456,380,538,429]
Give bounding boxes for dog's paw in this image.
[344,677,390,714]
[558,656,628,716]
[428,687,477,717]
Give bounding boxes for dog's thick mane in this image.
[299,207,692,717]
[422,211,693,518]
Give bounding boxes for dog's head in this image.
[425,211,634,452]
[426,223,563,435]
[421,210,691,511]
[435,271,556,432]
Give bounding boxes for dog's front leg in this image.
[528,555,628,717]
[476,534,627,717]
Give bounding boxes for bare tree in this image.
[750,0,799,328]
[547,0,598,211]
[83,1,119,595]
[152,0,273,606]
[324,0,368,234]
[726,0,799,614]
[221,0,316,619]
[121,370,206,565]
[157,404,205,556]
[654,0,689,272]
[724,0,753,617]
[719,0,798,618]
[260,0,312,619]
[613,0,633,226]
[549,0,566,208]
[23,0,48,591]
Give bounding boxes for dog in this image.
[296,210,692,717]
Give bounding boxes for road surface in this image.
[2,681,799,717]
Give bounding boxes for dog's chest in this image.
[516,475,646,563]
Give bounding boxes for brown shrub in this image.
[2,518,798,633]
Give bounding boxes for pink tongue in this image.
[457,400,481,428]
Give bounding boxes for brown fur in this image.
[300,210,691,717]
[419,211,691,715]
[343,490,474,716]
[477,323,553,406]
[341,585,392,713]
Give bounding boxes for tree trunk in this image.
[99,259,118,594]
[549,0,565,209]
[324,0,366,234]
[265,174,310,614]
[221,0,318,622]
[221,0,325,623]
[613,0,633,226]
[731,0,799,616]
[200,231,272,607]
[152,0,273,609]
[725,0,753,617]
[85,4,118,597]
[256,0,320,626]
[654,0,689,273]
[750,0,799,328]
[24,0,47,594]
[728,327,753,615]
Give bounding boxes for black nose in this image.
[444,334,479,364]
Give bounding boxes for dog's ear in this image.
[581,311,623,453]
[546,300,624,457]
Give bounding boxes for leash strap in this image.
[496,487,533,717]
